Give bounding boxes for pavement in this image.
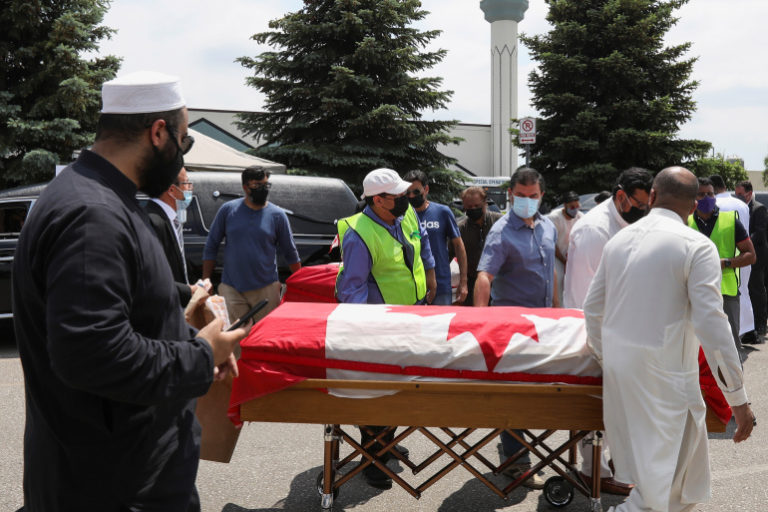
[1,322,767,512]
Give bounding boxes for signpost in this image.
[518,117,536,168]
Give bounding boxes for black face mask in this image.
[620,204,647,224]
[249,186,269,206]
[389,195,410,217]
[139,134,184,198]
[408,193,426,209]
[466,207,483,221]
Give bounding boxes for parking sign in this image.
[519,117,536,144]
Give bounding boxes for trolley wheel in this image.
[544,476,574,508]
[316,471,340,499]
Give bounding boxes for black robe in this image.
[12,150,213,511]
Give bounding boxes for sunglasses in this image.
[167,126,195,155]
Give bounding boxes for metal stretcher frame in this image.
[239,378,727,511]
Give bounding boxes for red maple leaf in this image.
[398,305,584,372]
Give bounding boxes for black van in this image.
[0,171,358,318]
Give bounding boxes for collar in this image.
[607,197,629,229]
[694,205,720,223]
[508,210,541,230]
[363,204,400,231]
[151,197,177,222]
[76,149,138,202]
[650,207,686,224]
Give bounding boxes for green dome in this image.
[480,0,529,23]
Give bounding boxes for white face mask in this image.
[176,190,193,209]
[565,206,580,218]
[512,196,539,219]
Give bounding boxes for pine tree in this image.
[237,0,462,202]
[0,0,120,188]
[519,0,711,194]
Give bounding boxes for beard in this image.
[138,138,184,198]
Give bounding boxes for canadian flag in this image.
[230,302,603,422]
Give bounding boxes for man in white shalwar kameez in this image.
[583,167,755,512]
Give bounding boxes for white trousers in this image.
[610,411,706,512]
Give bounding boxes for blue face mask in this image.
[175,190,193,211]
[697,195,716,214]
[512,196,539,219]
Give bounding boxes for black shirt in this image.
[692,206,748,242]
[13,150,214,511]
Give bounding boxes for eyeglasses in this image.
[624,193,649,211]
[176,181,194,191]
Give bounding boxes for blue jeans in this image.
[501,430,530,465]
[431,292,453,305]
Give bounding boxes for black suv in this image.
[0,171,358,318]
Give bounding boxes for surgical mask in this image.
[565,207,579,218]
[175,190,193,211]
[249,186,269,206]
[466,207,484,221]
[697,195,716,214]
[512,196,539,219]
[389,195,410,218]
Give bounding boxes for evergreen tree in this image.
[1,0,120,188]
[237,0,461,203]
[519,0,710,194]
[686,153,747,189]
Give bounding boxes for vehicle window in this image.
[0,201,30,238]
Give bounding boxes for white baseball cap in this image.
[101,71,186,114]
[361,168,410,199]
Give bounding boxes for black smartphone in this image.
[226,299,269,331]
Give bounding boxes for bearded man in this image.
[12,71,245,511]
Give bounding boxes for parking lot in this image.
[2,325,767,511]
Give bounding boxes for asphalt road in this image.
[1,329,766,512]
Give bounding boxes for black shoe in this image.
[393,444,409,459]
[741,332,756,345]
[361,463,392,490]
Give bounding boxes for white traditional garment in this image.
[562,198,627,477]
[563,198,628,309]
[716,192,753,335]
[584,208,748,512]
[548,207,583,306]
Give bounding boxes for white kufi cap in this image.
[361,168,411,199]
[101,71,186,114]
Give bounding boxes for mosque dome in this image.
[480,0,529,23]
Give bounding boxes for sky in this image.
[96,0,768,170]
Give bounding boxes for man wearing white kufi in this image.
[583,166,755,512]
[13,71,246,511]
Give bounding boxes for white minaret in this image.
[480,0,529,177]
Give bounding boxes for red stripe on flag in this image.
[246,351,602,386]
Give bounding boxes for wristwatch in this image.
[724,258,732,268]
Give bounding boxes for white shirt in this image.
[547,207,583,257]
[562,198,627,308]
[715,191,749,233]
[583,207,747,511]
[715,192,753,334]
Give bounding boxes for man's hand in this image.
[198,318,247,367]
[731,403,756,443]
[454,280,468,304]
[213,353,239,382]
[425,268,437,305]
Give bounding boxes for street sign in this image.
[519,117,536,144]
